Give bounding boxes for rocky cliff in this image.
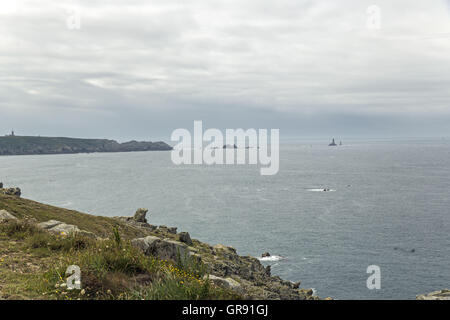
[0,184,322,300]
[0,136,172,156]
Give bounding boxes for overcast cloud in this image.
[1,0,450,140]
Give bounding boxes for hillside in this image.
[0,185,321,300]
[0,136,172,156]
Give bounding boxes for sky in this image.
[1,0,450,141]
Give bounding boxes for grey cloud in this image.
[0,0,449,139]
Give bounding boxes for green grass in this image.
[0,193,149,239]
[0,220,40,240]
[0,193,242,300]
[32,237,239,300]
[0,219,240,300]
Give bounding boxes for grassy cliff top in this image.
[0,191,320,300]
[0,193,239,300]
[0,193,148,239]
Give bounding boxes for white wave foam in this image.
[258,255,284,262]
[58,201,73,207]
[307,188,336,192]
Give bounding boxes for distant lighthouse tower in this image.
[11,129,15,136]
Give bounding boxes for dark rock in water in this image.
[133,208,148,223]
[411,249,415,253]
[292,281,301,289]
[261,252,271,258]
[178,231,193,246]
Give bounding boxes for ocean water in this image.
[1,138,449,299]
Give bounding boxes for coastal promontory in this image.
[0,135,172,156]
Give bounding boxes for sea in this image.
[1,138,449,299]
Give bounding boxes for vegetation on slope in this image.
[0,194,238,300]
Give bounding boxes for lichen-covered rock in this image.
[158,225,177,234]
[131,236,189,262]
[37,220,95,237]
[0,209,18,221]
[213,244,237,254]
[178,232,193,246]
[133,208,148,223]
[206,275,243,292]
[416,289,450,300]
[114,209,157,231]
[190,242,320,300]
[38,220,64,230]
[1,187,21,197]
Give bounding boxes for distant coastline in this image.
[0,135,172,156]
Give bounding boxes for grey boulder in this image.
[205,275,242,292]
[0,210,18,221]
[131,236,190,262]
[133,208,148,223]
[37,220,94,237]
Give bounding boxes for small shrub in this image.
[0,220,40,239]
[26,232,93,252]
[135,273,238,300]
[112,226,121,248]
[175,250,207,279]
[27,232,52,248]
[73,240,160,281]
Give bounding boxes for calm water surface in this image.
[1,138,449,299]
